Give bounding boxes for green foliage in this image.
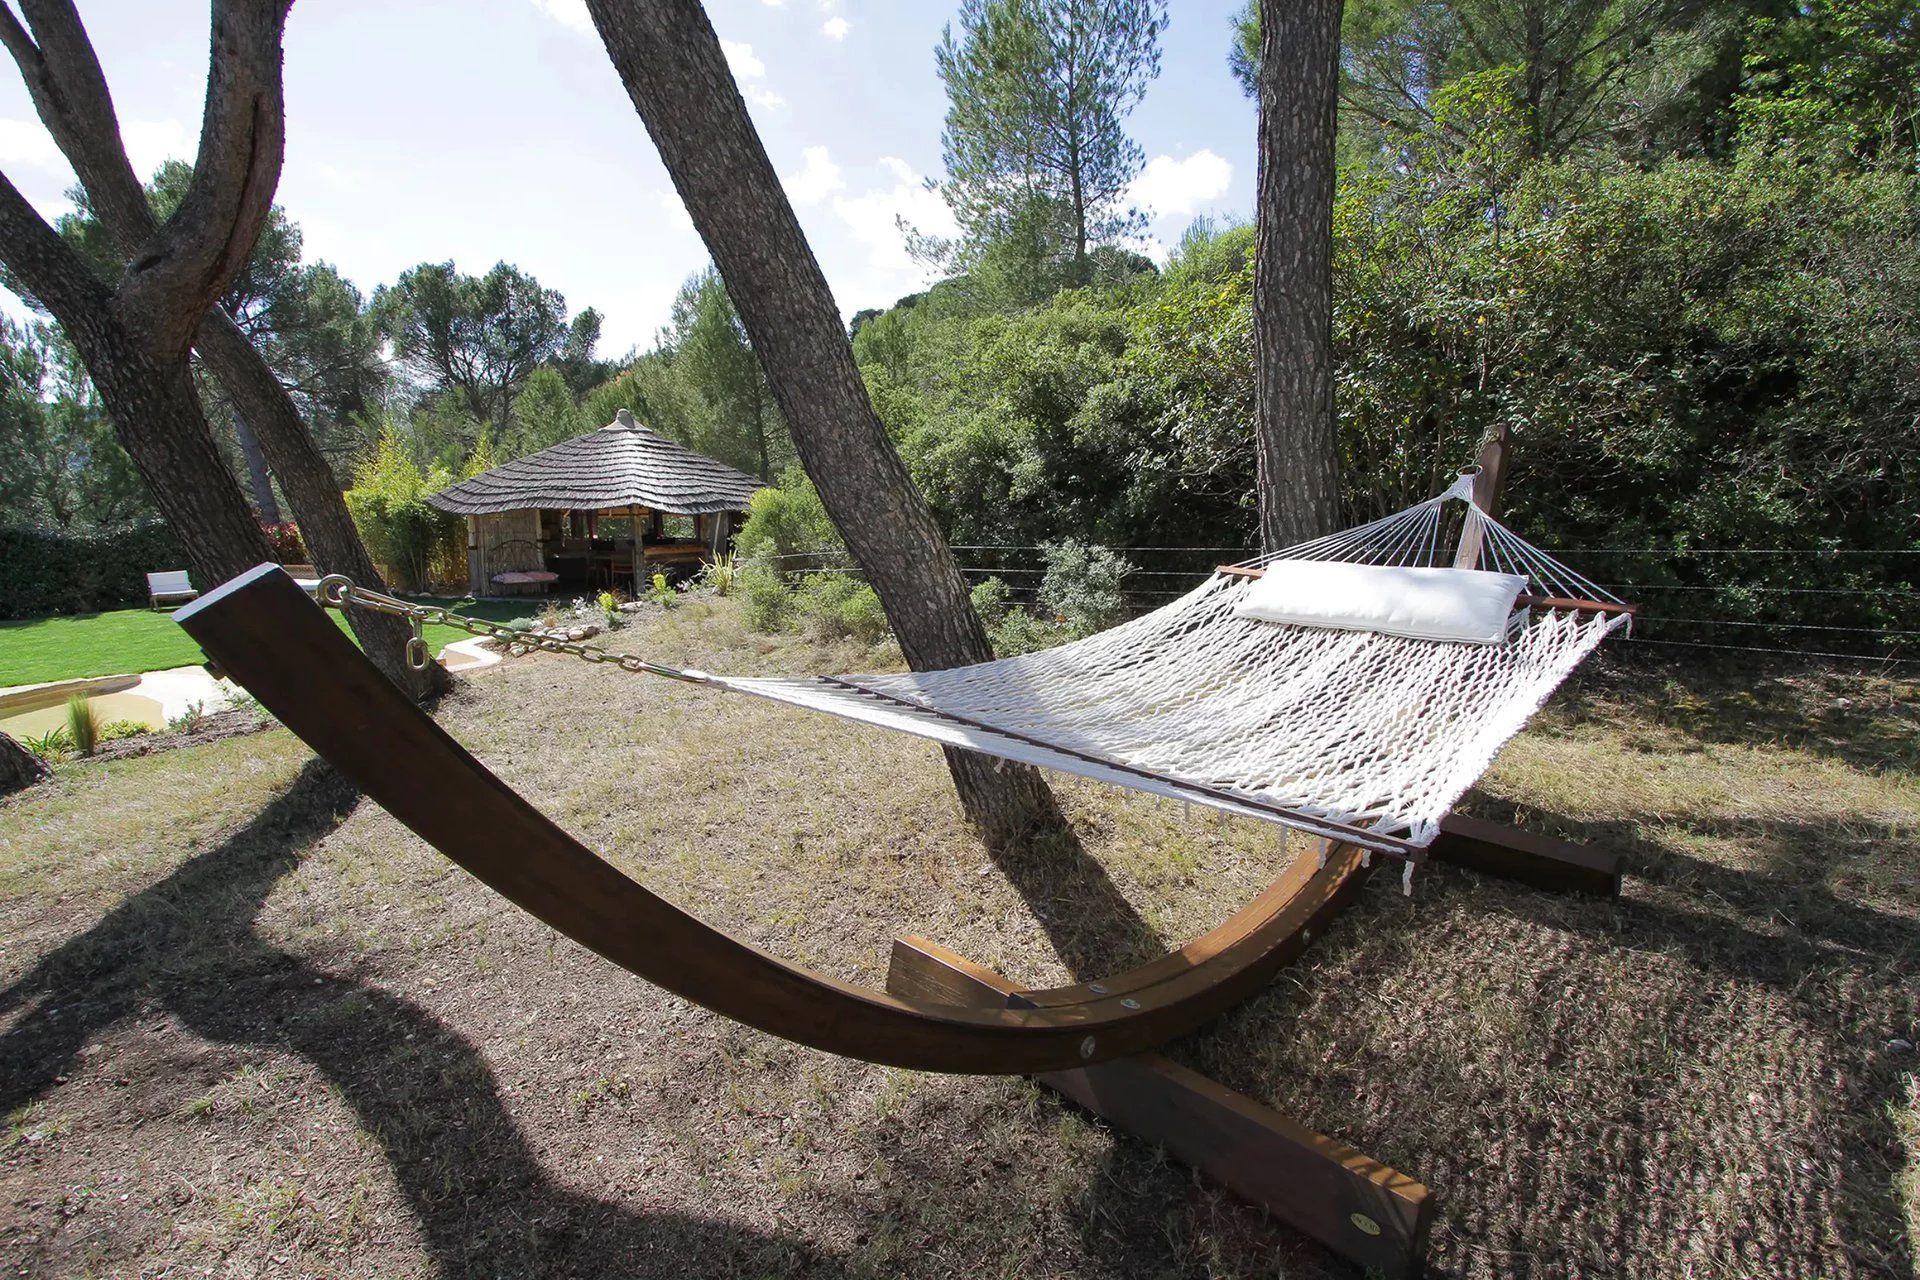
[734,469,846,569]
[0,320,150,529]
[0,521,186,619]
[1228,1,1257,97]
[21,728,69,761]
[510,366,588,457]
[1036,539,1133,636]
[932,0,1167,284]
[167,701,210,734]
[1339,0,1727,162]
[64,694,99,757]
[648,573,676,608]
[693,552,740,597]
[852,124,1920,641]
[372,261,586,442]
[343,428,461,592]
[655,267,793,480]
[1736,0,1920,165]
[793,573,891,645]
[737,561,794,632]
[59,163,385,475]
[969,575,1065,656]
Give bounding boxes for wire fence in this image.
[754,542,1920,667]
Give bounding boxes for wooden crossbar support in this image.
[888,936,1434,1277]
[1430,813,1621,897]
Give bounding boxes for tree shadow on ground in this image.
[981,812,1167,982]
[0,760,842,1278]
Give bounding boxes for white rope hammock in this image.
[713,475,1631,864]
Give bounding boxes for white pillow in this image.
[1233,559,1528,645]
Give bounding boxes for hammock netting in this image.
[713,476,1630,860]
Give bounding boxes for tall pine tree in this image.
[934,0,1167,283]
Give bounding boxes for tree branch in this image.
[0,161,114,330]
[12,0,153,250]
[105,0,293,356]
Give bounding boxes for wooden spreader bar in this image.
[1214,563,1638,618]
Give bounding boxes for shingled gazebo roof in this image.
[427,410,765,517]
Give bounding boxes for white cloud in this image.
[655,191,695,235]
[760,0,786,6]
[720,39,766,80]
[0,119,62,169]
[1127,149,1233,220]
[783,146,844,206]
[822,15,849,39]
[309,160,358,192]
[745,86,787,110]
[529,0,592,32]
[121,119,194,179]
[530,0,592,32]
[830,157,956,284]
[0,115,190,181]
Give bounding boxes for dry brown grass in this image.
[0,596,1914,1279]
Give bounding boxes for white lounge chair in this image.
[147,570,198,610]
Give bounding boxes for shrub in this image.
[1037,540,1133,638]
[0,520,186,619]
[738,561,793,632]
[795,573,890,645]
[99,718,152,742]
[64,695,99,756]
[344,430,462,592]
[694,552,740,596]
[22,727,70,760]
[971,574,1070,656]
[734,468,845,572]
[261,521,307,564]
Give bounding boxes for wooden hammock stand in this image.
[175,434,1622,1276]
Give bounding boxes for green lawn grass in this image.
[0,596,540,688]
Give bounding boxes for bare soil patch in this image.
[1,597,1914,1278]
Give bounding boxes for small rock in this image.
[1889,1038,1914,1053]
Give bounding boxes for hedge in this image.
[0,521,188,620]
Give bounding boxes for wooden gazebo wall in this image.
[466,511,543,597]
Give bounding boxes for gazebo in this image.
[428,409,765,598]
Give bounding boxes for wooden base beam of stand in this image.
[887,936,1434,1277]
[1430,813,1621,897]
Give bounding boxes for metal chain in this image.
[314,574,711,683]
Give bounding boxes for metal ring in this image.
[404,636,430,671]
[316,574,354,608]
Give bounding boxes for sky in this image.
[0,0,1258,358]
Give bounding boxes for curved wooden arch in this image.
[177,566,1372,1075]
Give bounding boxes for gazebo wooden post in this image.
[465,516,483,597]
[632,505,646,597]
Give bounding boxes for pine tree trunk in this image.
[585,0,1066,851]
[230,410,281,524]
[1252,0,1345,553]
[196,310,445,698]
[0,732,51,795]
[76,317,274,585]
